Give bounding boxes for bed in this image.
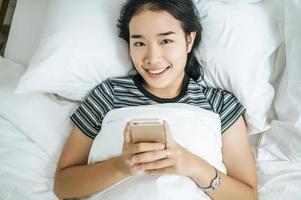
[0,0,300,199]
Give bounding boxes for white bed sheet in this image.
[1,1,301,198]
[0,116,57,200]
[0,57,300,200]
[255,0,301,199]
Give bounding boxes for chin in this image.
[148,81,171,89]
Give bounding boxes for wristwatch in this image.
[200,167,221,193]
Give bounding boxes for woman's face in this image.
[129,9,196,97]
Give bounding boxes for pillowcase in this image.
[194,0,263,4]
[0,57,77,161]
[88,104,225,200]
[14,0,216,101]
[5,0,262,67]
[15,0,132,101]
[4,0,48,66]
[0,57,26,87]
[14,0,278,135]
[195,1,281,134]
[214,0,263,3]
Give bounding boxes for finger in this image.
[131,142,165,154]
[134,158,174,171]
[145,166,174,175]
[132,149,168,164]
[124,122,131,144]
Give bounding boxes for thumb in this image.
[124,122,131,144]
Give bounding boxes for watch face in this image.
[212,176,221,190]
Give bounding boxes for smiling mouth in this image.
[145,66,171,75]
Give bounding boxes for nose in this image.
[144,43,161,65]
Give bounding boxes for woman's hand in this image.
[131,121,198,177]
[116,123,166,176]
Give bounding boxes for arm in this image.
[132,117,258,200]
[189,116,258,200]
[53,126,129,199]
[54,124,166,199]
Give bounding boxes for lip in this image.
[144,66,166,70]
[143,66,171,77]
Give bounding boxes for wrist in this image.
[188,156,216,188]
[199,167,221,193]
[113,155,133,178]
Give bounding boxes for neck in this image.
[143,74,185,99]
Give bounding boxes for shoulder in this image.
[188,79,225,112]
[188,79,246,133]
[201,84,237,113]
[95,76,133,88]
[93,76,135,95]
[106,76,135,86]
[205,87,245,133]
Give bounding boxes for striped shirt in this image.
[71,75,246,139]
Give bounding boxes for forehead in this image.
[129,9,184,36]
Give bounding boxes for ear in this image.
[186,32,197,53]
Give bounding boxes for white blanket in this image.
[87,103,226,200]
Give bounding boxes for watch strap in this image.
[200,167,221,193]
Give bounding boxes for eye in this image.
[134,42,145,47]
[161,39,174,44]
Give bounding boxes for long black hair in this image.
[117,0,203,81]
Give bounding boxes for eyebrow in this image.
[130,31,176,39]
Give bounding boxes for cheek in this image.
[130,48,142,67]
[166,47,188,68]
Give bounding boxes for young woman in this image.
[54,0,258,199]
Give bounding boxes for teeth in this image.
[148,67,167,74]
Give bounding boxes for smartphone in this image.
[129,119,166,145]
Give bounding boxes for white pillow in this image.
[13,0,278,135]
[15,0,132,101]
[4,0,48,66]
[195,1,281,134]
[88,104,225,200]
[3,0,262,67]
[194,0,262,4]
[213,0,263,3]
[0,57,26,87]
[0,57,77,161]
[14,0,216,101]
